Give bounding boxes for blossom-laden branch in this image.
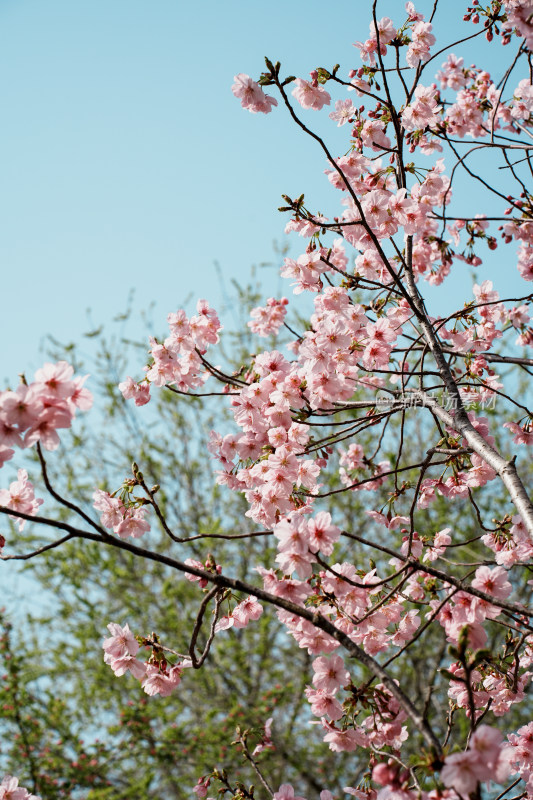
[3,1,533,798]
[0,505,441,752]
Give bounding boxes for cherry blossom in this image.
[0,470,43,531]
[292,79,331,111]
[232,73,278,114]
[0,775,41,800]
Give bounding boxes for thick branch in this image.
[0,507,441,753]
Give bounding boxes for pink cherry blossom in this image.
[503,420,533,445]
[0,469,43,530]
[329,99,356,126]
[441,725,510,793]
[93,489,150,539]
[312,654,350,694]
[273,785,307,800]
[441,750,481,796]
[471,565,512,599]
[252,717,275,756]
[307,512,340,555]
[141,664,183,696]
[305,686,344,721]
[406,22,435,67]
[114,508,150,539]
[231,596,263,628]
[103,622,139,658]
[292,79,331,111]
[104,651,147,680]
[118,376,151,406]
[232,74,278,114]
[402,85,442,131]
[0,775,41,800]
[248,297,288,337]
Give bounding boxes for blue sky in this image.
[0,0,525,383]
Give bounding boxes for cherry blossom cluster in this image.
[416,414,500,506]
[112,8,533,790]
[224,724,525,800]
[306,655,410,754]
[482,513,533,565]
[214,595,263,632]
[102,622,187,697]
[103,595,264,694]
[231,73,278,114]
[401,85,442,132]
[291,79,331,112]
[250,523,532,750]
[438,564,513,647]
[203,278,525,531]
[119,300,222,404]
[447,658,531,718]
[441,725,511,796]
[248,297,288,337]
[352,9,435,70]
[92,488,150,540]
[501,1,533,48]
[0,360,92,469]
[0,470,43,536]
[506,722,533,796]
[0,361,92,549]
[198,4,533,792]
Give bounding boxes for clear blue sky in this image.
[0,0,523,383]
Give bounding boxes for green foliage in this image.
[1,280,532,798]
